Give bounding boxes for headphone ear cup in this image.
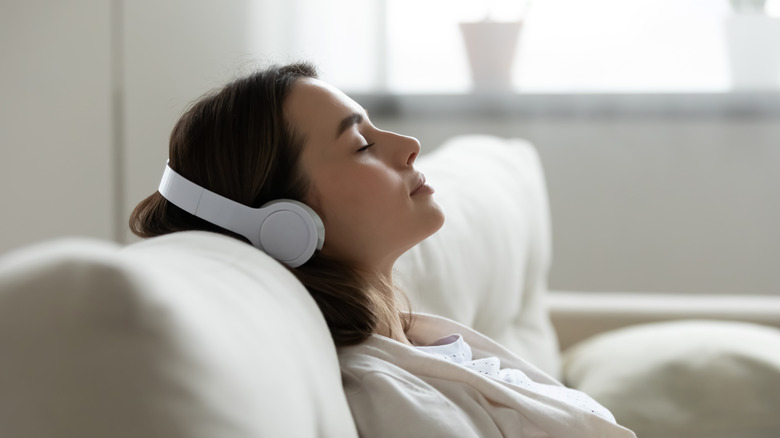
[158,163,323,267]
[257,200,325,268]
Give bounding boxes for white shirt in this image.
[415,333,617,423]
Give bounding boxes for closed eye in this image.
[357,143,375,152]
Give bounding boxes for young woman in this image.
[130,63,635,437]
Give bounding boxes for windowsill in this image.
[348,91,780,118]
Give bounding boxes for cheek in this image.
[315,170,403,231]
[329,178,397,220]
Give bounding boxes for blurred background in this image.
[1,0,779,295]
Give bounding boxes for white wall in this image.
[372,114,780,295]
[0,0,113,253]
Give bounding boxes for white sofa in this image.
[1,135,779,437]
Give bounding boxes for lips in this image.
[410,173,433,196]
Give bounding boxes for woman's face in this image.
[286,78,444,274]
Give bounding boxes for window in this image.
[249,0,780,93]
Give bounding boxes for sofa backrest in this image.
[0,233,358,438]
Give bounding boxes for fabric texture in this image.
[563,319,780,438]
[339,313,636,438]
[395,135,560,377]
[0,233,358,438]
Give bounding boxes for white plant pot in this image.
[459,21,522,92]
[724,16,780,90]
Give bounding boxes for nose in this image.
[401,134,421,166]
[383,130,421,167]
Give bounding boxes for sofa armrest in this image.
[548,290,780,350]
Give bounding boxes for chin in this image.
[418,202,446,244]
[429,199,446,231]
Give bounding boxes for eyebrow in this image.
[336,112,364,139]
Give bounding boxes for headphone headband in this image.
[157,162,324,267]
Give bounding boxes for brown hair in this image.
[130,62,409,346]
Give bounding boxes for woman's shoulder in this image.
[338,314,467,361]
[337,316,465,379]
[337,335,485,437]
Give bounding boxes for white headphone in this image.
[157,162,324,267]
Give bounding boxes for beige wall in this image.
[0,0,113,251]
[0,0,251,252]
[121,0,253,243]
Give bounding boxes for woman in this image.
[131,63,635,437]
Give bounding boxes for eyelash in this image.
[357,142,375,152]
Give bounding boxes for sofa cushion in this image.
[395,135,560,377]
[0,233,357,438]
[562,319,780,438]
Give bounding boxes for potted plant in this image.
[725,0,780,90]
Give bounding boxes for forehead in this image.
[284,78,363,139]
